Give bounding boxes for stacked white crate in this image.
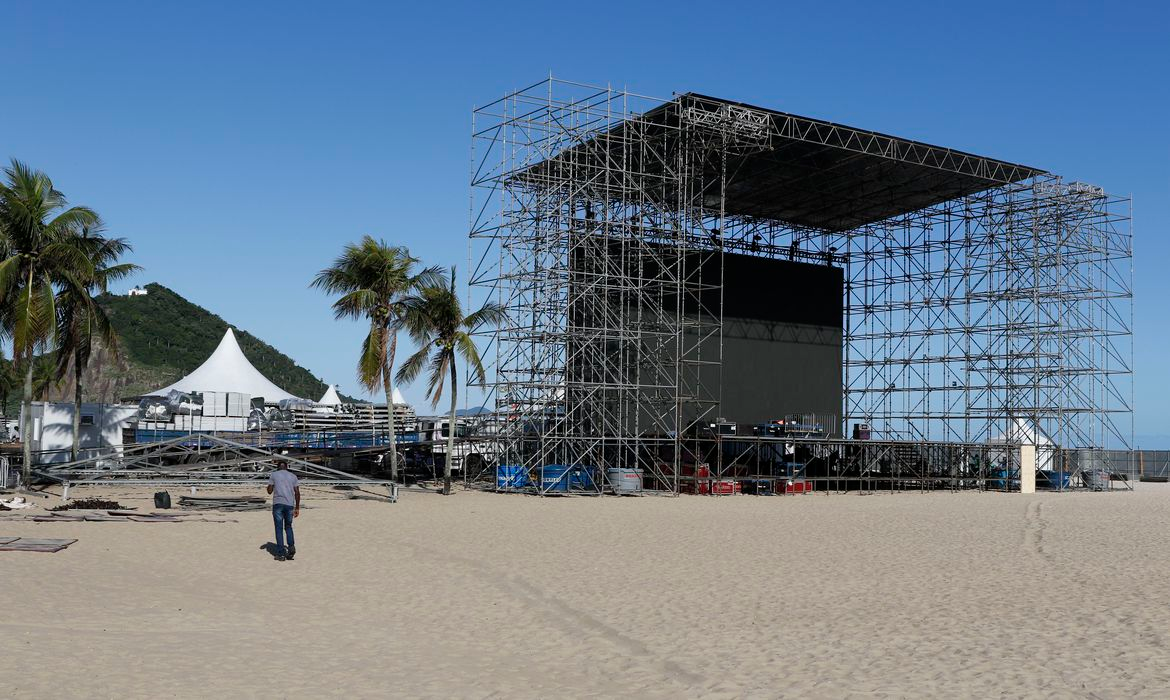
[226,392,248,417]
[172,414,247,431]
[204,391,227,417]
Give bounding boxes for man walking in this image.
[267,459,300,561]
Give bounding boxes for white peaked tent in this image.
[149,328,301,403]
[317,384,405,406]
[318,384,342,405]
[990,417,1055,472]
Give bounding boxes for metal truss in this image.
[471,79,730,492]
[470,78,1134,493]
[34,434,398,500]
[836,177,1133,484]
[701,435,1015,493]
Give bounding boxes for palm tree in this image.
[311,236,441,481]
[56,221,140,460]
[0,352,19,428]
[32,356,58,402]
[0,159,97,484]
[397,267,505,495]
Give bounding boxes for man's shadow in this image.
[259,542,283,560]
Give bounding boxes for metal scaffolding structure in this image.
[34,434,399,501]
[469,77,1133,493]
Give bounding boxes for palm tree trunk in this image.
[21,267,35,487]
[384,332,399,482]
[21,354,33,487]
[383,373,399,482]
[444,361,457,495]
[71,347,83,462]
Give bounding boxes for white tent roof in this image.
[318,384,342,405]
[149,328,301,403]
[989,417,1054,472]
[990,417,1054,447]
[317,384,406,406]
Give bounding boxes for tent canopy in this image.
[318,384,342,405]
[148,328,301,403]
[318,385,405,405]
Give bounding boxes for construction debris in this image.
[50,498,128,512]
[24,510,237,524]
[0,537,77,553]
[0,496,35,510]
[179,495,269,511]
[33,434,397,505]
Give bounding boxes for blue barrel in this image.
[1036,470,1070,490]
[570,466,597,490]
[541,465,571,493]
[990,469,1020,490]
[497,465,529,489]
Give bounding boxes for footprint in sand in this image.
[1021,500,1052,561]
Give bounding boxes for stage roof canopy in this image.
[526,92,1045,232]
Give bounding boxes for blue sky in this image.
[3,1,1167,443]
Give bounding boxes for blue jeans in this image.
[272,504,295,554]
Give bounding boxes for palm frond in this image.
[454,332,488,387]
[357,326,386,393]
[463,301,508,332]
[94,262,142,290]
[395,345,430,388]
[331,289,380,321]
[412,264,446,290]
[425,349,451,406]
[43,206,100,240]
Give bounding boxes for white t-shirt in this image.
[268,469,299,507]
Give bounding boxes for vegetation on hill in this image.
[83,283,347,402]
[0,282,356,413]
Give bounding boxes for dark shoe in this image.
[286,546,295,561]
[276,554,286,561]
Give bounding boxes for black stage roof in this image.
[528,93,1045,232]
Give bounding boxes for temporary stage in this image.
[469,77,1133,493]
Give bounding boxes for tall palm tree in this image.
[32,356,58,402]
[311,236,441,481]
[56,221,140,460]
[397,267,505,495]
[0,353,16,421]
[0,159,97,484]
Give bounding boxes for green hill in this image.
[44,282,347,403]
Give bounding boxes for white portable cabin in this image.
[20,401,140,465]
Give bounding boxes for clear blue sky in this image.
[3,1,1167,442]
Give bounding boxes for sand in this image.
[2,483,1169,698]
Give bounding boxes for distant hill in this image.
[456,406,491,416]
[41,282,353,404]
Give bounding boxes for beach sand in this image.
[2,483,1169,698]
